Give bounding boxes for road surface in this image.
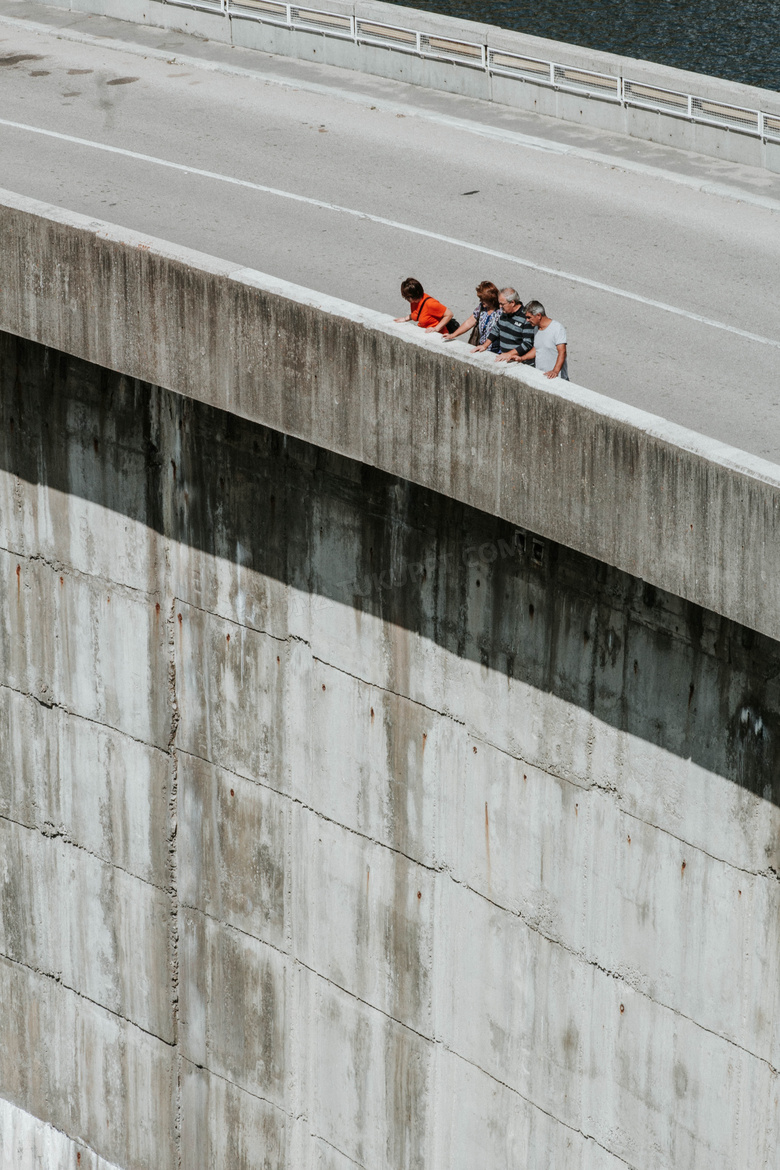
[0,0,778,460]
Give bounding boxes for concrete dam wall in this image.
[1,193,780,1168]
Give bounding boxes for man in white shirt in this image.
[510,300,569,380]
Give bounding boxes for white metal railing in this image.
[164,0,780,142]
[167,0,226,12]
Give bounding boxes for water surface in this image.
[385,0,780,92]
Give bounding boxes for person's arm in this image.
[475,321,500,353]
[442,314,475,342]
[495,348,517,363]
[426,309,453,334]
[394,311,412,322]
[507,320,538,364]
[544,343,567,379]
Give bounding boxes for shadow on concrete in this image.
[2,332,779,802]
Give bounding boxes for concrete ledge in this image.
[27,0,780,172]
[1,186,779,640]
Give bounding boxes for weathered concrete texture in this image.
[0,1096,124,1170]
[50,0,780,170]
[1,329,780,1168]
[1,190,780,648]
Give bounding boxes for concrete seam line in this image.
[178,1049,297,1119]
[0,673,169,755]
[233,764,780,1080]
[0,805,168,892]
[176,745,443,873]
[0,676,169,758]
[2,184,780,486]
[1,118,779,353]
[0,949,176,1045]
[1,11,779,215]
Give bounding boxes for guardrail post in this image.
[415,31,422,55]
[759,111,765,140]
[687,94,693,118]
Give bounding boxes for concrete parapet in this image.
[1,187,778,642]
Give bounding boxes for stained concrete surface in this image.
[1,329,779,1168]
[3,193,780,646]
[0,1,779,459]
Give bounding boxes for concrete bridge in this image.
[1,2,779,1168]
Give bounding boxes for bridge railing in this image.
[165,0,780,143]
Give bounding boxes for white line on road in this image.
[1,114,778,350]
[3,10,780,216]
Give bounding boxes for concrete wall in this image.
[1,323,780,1169]
[35,0,780,171]
[2,189,780,644]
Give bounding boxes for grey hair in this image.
[500,287,521,305]
[524,300,545,316]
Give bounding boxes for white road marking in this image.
[2,10,780,215]
[1,114,779,350]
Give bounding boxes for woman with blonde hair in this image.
[443,281,501,351]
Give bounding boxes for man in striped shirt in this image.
[472,288,535,361]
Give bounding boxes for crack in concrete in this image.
[176,745,780,1080]
[166,598,183,1167]
[179,1054,293,1120]
[312,1133,369,1170]
[0,950,176,1048]
[309,655,779,881]
[0,541,163,603]
[438,1041,640,1169]
[4,544,771,884]
[172,593,301,649]
[0,807,168,892]
[176,745,440,876]
[457,872,780,1078]
[302,647,780,885]
[0,679,169,753]
[311,653,468,726]
[178,903,638,1168]
[2,491,779,1156]
[4,597,777,1088]
[480,729,780,882]
[178,1054,374,1169]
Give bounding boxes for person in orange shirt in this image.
[394,277,455,334]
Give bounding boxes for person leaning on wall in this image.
[394,277,458,335]
[442,281,501,350]
[471,287,534,360]
[509,300,569,380]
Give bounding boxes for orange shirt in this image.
[410,295,448,328]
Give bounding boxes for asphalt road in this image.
[1,1,779,461]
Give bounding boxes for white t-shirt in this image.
[533,320,569,379]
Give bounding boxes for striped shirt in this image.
[487,307,535,355]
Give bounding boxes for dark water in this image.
[386,0,780,92]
